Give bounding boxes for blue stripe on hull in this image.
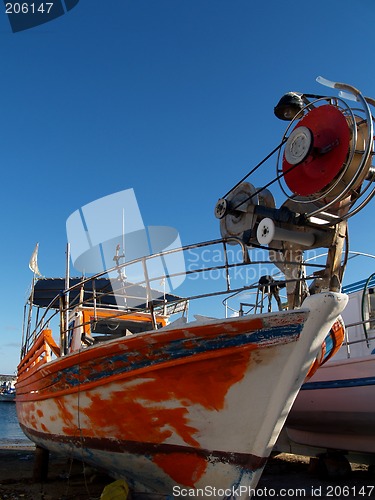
[302,376,375,391]
[59,323,304,388]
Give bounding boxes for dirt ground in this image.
[0,446,374,499]
[257,453,375,499]
[0,446,109,500]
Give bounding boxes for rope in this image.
[222,138,287,199]
[231,155,303,212]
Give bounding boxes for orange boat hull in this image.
[16,293,346,497]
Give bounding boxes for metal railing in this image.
[341,318,375,358]
[21,237,326,359]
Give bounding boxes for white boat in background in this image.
[276,273,375,465]
[0,388,16,402]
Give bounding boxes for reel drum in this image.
[217,182,275,244]
[278,86,375,223]
[282,105,352,198]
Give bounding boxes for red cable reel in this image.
[282,104,352,199]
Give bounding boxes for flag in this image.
[29,243,41,276]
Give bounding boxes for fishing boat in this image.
[16,77,375,498]
[276,271,375,466]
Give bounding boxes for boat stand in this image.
[33,445,50,482]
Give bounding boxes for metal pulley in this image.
[215,182,275,244]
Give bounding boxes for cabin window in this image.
[90,318,156,342]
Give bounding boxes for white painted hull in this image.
[281,355,375,459]
[278,286,375,463]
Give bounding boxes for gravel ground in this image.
[0,447,374,499]
[257,453,375,499]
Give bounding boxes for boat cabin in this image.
[67,306,168,352]
[22,276,187,359]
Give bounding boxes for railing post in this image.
[59,293,67,356]
[65,243,70,349]
[142,258,157,330]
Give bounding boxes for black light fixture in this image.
[274,92,305,121]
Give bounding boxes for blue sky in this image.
[1,0,375,374]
